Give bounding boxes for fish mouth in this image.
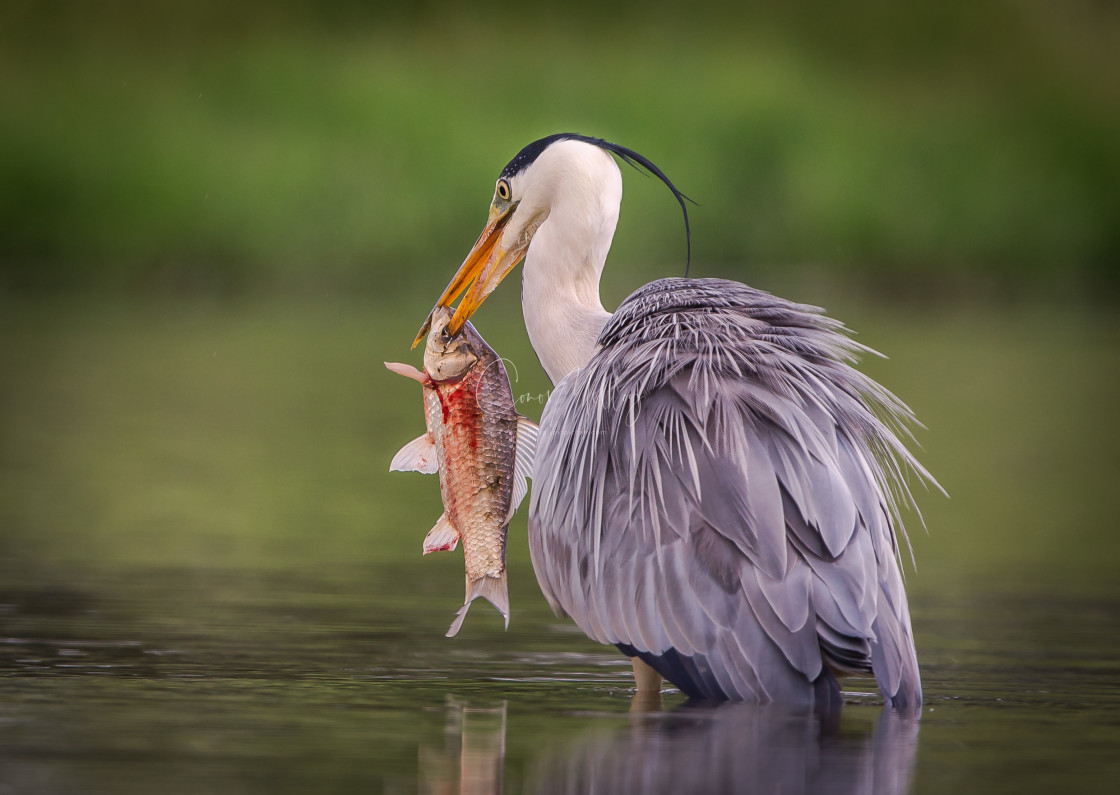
[413,202,525,348]
[422,306,479,380]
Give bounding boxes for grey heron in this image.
[417,134,936,712]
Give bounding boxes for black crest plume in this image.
[501,133,694,276]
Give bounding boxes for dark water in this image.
[1,298,1118,793]
[0,566,1117,794]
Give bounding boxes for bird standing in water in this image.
[417,134,936,711]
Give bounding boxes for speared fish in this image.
[386,307,538,636]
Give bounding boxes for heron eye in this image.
[496,179,511,202]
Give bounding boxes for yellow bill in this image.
[412,203,526,348]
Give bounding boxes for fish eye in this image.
[496,179,511,202]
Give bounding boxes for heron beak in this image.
[412,203,524,347]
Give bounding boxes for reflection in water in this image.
[419,697,508,795]
[423,696,919,795]
[528,702,919,795]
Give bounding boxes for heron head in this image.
[412,136,561,347]
[413,134,691,347]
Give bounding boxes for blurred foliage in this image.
[0,0,1117,299]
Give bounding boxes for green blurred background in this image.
[1,1,1119,616]
[2,0,1118,299]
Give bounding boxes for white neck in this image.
[522,245,612,384]
[518,143,621,384]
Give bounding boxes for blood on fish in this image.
[387,307,537,637]
[436,388,451,424]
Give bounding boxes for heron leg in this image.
[630,658,663,712]
[813,669,843,733]
[632,657,663,692]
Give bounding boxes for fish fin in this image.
[422,512,460,554]
[445,572,510,637]
[516,416,540,467]
[509,479,528,520]
[384,361,427,382]
[390,433,438,474]
[509,417,540,516]
[446,603,471,638]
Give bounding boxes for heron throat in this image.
[521,205,616,385]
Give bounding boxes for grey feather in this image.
[528,278,937,710]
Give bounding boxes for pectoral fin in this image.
[390,433,438,474]
[446,572,510,637]
[384,361,428,383]
[422,512,460,554]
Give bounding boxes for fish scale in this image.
[387,307,538,636]
[430,375,512,583]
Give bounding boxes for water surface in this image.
[1,298,1117,793]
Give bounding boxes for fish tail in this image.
[445,572,510,637]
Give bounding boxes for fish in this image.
[385,307,538,637]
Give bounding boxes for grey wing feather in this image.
[528,278,936,709]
